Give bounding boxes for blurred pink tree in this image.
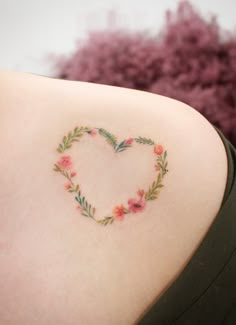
[49,0,236,146]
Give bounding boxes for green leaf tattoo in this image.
[97,128,118,149]
[57,126,91,153]
[144,173,164,201]
[134,136,155,145]
[75,191,96,219]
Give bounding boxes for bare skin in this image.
[0,70,228,325]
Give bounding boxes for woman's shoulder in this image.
[0,69,228,324]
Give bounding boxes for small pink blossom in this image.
[128,198,146,213]
[57,155,72,169]
[154,164,159,171]
[90,129,97,136]
[70,171,77,178]
[125,138,134,145]
[113,204,125,221]
[76,205,82,211]
[154,144,164,155]
[137,189,145,198]
[65,182,71,190]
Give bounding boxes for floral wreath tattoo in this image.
[53,126,169,225]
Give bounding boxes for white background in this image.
[0,0,236,76]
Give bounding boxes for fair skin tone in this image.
[0,70,228,324]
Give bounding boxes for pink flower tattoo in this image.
[70,171,77,178]
[128,197,146,213]
[90,129,97,136]
[65,182,72,190]
[113,204,125,221]
[57,155,73,169]
[125,138,134,145]
[154,144,164,155]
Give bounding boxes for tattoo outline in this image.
[53,126,169,225]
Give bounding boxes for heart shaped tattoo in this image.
[53,126,169,225]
